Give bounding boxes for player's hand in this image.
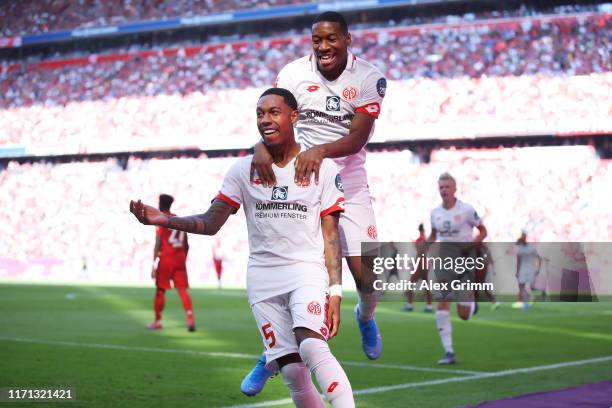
[294,145,324,186]
[250,142,276,187]
[130,200,168,226]
[327,295,342,339]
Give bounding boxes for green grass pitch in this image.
[1,284,611,407]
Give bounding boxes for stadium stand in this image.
[1,146,610,284]
[0,0,308,37]
[1,12,610,154]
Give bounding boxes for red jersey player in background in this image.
[147,194,196,332]
[212,238,223,289]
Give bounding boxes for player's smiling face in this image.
[311,21,351,78]
[438,179,457,201]
[256,94,298,147]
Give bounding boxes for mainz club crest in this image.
[367,225,377,240]
[342,86,358,100]
[307,301,322,315]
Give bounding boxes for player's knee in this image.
[437,301,451,311]
[276,353,303,370]
[294,327,325,346]
[299,337,332,371]
[457,302,473,320]
[280,361,313,393]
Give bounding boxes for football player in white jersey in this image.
[428,173,487,364]
[514,231,542,310]
[246,11,386,394]
[130,88,354,407]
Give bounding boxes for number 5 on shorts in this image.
[261,323,276,348]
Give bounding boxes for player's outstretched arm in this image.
[129,199,234,235]
[294,113,374,185]
[322,212,342,339]
[250,141,276,187]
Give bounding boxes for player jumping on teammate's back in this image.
[428,173,487,365]
[245,11,386,396]
[147,194,195,332]
[131,88,355,407]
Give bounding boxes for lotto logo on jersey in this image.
[326,96,341,112]
[307,85,320,92]
[271,186,288,201]
[307,301,322,315]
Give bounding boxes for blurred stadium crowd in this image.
[0,0,604,37]
[1,11,610,153]
[1,146,610,283]
[0,0,303,37]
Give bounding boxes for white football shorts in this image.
[339,187,378,257]
[518,269,537,286]
[251,284,330,367]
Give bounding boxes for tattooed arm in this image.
[130,199,235,235]
[322,212,342,287]
[321,211,342,338]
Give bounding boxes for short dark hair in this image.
[312,11,348,32]
[259,88,298,111]
[159,194,174,211]
[418,223,425,233]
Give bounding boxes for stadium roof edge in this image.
[1,134,610,166]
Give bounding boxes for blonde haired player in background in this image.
[428,172,487,364]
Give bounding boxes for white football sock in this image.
[299,338,355,408]
[435,310,453,354]
[280,362,324,408]
[358,290,378,322]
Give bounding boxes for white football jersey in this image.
[430,200,482,242]
[516,243,540,275]
[215,151,345,305]
[275,52,387,192]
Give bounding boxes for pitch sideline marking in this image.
[222,355,612,408]
[0,336,481,375]
[340,361,483,375]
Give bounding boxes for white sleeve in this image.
[355,70,386,119]
[319,160,345,217]
[215,159,244,213]
[274,64,298,98]
[466,204,482,227]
